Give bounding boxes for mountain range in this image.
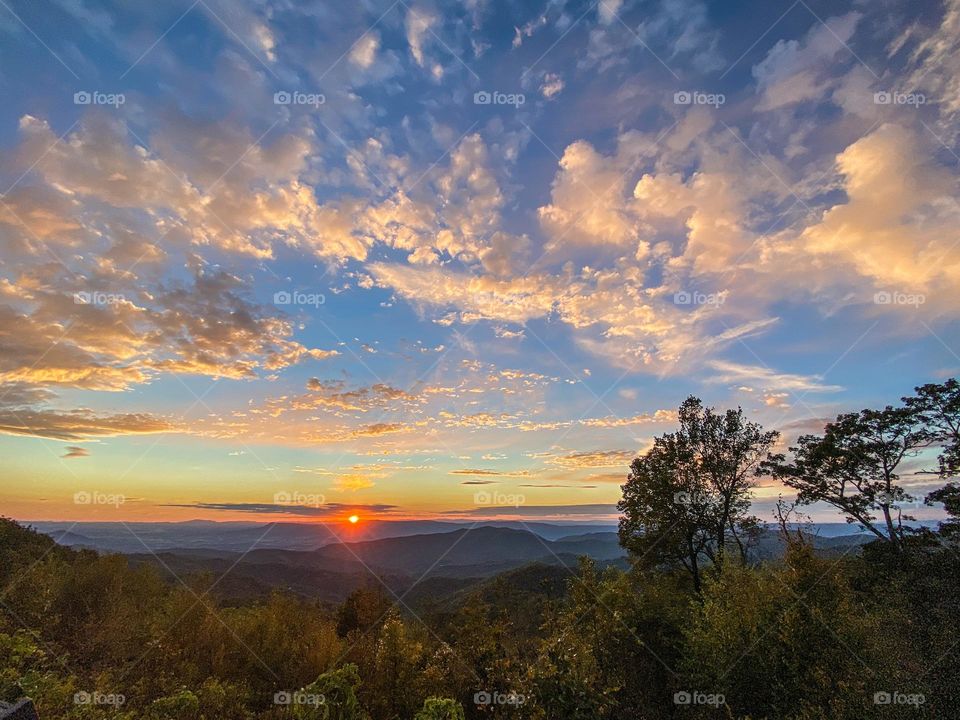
[24,519,894,606]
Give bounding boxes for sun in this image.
[348,514,360,524]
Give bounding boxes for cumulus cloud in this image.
[797,124,960,305]
[13,113,369,262]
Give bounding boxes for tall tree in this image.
[904,378,960,477]
[618,397,777,591]
[762,406,931,550]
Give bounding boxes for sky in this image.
[0,0,958,525]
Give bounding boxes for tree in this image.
[414,697,465,720]
[336,587,393,638]
[762,406,931,551]
[905,378,960,476]
[298,664,367,720]
[681,544,889,719]
[367,613,423,720]
[908,380,960,541]
[618,397,777,591]
[926,482,960,540]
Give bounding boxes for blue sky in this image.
[0,0,957,523]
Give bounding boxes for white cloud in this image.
[406,6,438,67]
[349,32,380,69]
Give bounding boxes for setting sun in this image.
[348,515,360,524]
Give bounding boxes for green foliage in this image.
[414,697,465,720]
[299,664,365,720]
[145,690,201,720]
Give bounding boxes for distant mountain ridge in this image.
[30,520,905,606]
[29,519,619,554]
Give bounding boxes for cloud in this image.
[405,6,438,67]
[349,32,380,69]
[445,503,618,518]
[541,72,565,98]
[333,473,378,491]
[61,445,90,458]
[598,0,624,25]
[538,139,648,251]
[0,264,337,401]
[449,468,535,477]
[633,0,723,73]
[579,410,675,428]
[200,0,277,63]
[0,383,174,442]
[0,404,176,441]
[547,449,635,468]
[290,380,418,414]
[902,0,960,119]
[14,113,369,262]
[800,124,960,292]
[352,422,406,437]
[584,472,629,483]
[752,13,861,110]
[162,502,398,517]
[370,263,556,324]
[706,360,844,394]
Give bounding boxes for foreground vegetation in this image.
[1,381,958,719]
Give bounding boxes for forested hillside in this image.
[2,380,958,719]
